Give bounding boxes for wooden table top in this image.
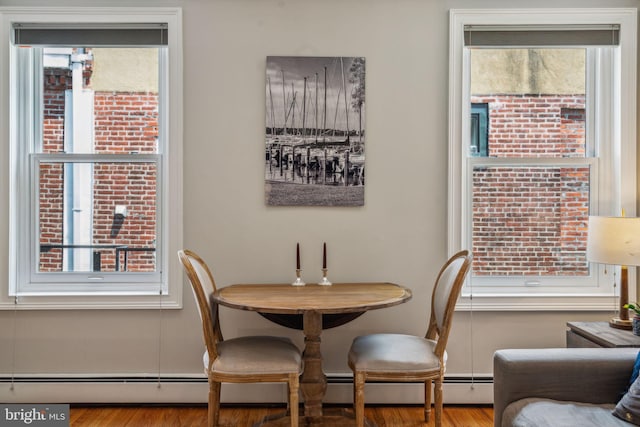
[567,321,640,347]
[213,282,412,315]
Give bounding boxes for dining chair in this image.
[178,249,302,427]
[347,250,472,427]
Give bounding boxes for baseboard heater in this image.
[0,376,206,384]
[326,375,493,384]
[0,374,493,384]
[0,375,494,405]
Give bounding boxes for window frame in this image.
[448,8,637,311]
[0,7,183,309]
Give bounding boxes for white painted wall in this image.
[0,0,637,404]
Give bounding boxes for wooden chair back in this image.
[178,249,223,363]
[426,250,472,358]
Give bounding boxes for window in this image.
[449,9,637,310]
[470,103,488,157]
[1,8,183,308]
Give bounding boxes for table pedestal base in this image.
[255,312,376,426]
[254,408,375,427]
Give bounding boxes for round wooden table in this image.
[213,282,412,426]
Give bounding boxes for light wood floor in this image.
[70,405,494,426]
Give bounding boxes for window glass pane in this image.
[470,48,586,158]
[470,103,488,156]
[35,44,160,276]
[39,161,157,273]
[41,47,159,155]
[472,165,590,277]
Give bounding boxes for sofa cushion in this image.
[613,373,640,425]
[628,351,640,391]
[502,398,631,427]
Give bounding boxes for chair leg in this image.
[288,374,299,427]
[208,380,221,427]
[434,378,443,427]
[424,379,432,422]
[354,371,366,427]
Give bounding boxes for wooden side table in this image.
[567,321,640,348]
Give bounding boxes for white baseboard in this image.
[0,376,493,405]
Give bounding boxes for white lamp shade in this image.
[587,216,640,267]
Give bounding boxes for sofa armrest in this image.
[493,348,638,427]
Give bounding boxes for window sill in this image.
[0,293,182,310]
[456,293,620,312]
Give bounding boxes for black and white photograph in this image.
[265,56,366,206]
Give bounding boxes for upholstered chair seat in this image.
[349,334,444,372]
[206,335,302,375]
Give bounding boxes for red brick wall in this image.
[471,94,589,277]
[92,92,158,272]
[40,87,66,270]
[39,66,158,272]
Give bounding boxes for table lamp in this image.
[587,216,640,329]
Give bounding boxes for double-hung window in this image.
[449,9,637,310]
[1,8,183,308]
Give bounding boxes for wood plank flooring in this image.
[70,405,494,426]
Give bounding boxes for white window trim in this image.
[0,7,183,309]
[448,8,637,311]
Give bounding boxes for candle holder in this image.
[318,268,332,286]
[292,269,306,286]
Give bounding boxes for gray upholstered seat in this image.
[179,249,302,427]
[348,250,472,427]
[349,334,442,372]
[502,398,630,427]
[207,335,301,375]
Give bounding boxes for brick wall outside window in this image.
[470,94,589,277]
[39,66,158,272]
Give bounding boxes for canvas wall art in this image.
[265,56,365,206]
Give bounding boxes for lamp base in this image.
[609,317,633,330]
